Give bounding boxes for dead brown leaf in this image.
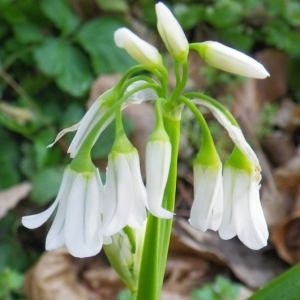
[272,188,300,265]
[0,182,31,219]
[172,218,288,290]
[273,155,300,193]
[24,248,90,300]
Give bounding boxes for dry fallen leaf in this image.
[172,218,288,290]
[273,155,300,193]
[0,182,31,219]
[272,188,300,265]
[24,248,89,300]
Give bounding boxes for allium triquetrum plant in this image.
[22,2,270,299]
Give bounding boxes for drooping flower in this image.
[145,136,173,219]
[189,162,223,232]
[114,28,163,69]
[155,2,189,63]
[102,148,147,236]
[218,158,268,250]
[191,99,260,170]
[22,166,105,258]
[190,41,270,79]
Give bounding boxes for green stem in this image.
[71,82,158,171]
[183,92,239,127]
[170,62,188,104]
[136,111,180,300]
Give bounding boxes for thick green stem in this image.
[136,113,180,300]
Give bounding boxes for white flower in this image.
[155,2,189,63]
[102,149,147,236]
[114,28,162,68]
[145,139,173,219]
[218,164,269,250]
[192,99,261,171]
[48,81,159,157]
[192,41,270,79]
[68,92,114,158]
[22,166,105,258]
[189,163,223,232]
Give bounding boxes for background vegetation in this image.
[1,0,300,299]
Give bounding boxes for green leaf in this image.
[96,0,129,13]
[33,129,62,171]
[216,276,240,299]
[76,18,136,75]
[191,284,219,300]
[29,166,65,205]
[205,2,243,28]
[1,6,27,25]
[249,263,300,300]
[218,25,253,53]
[34,38,94,97]
[0,269,24,297]
[40,0,80,35]
[0,242,29,272]
[262,20,300,54]
[0,128,20,189]
[13,23,44,44]
[173,3,205,30]
[285,1,300,27]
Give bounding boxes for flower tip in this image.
[151,207,173,219]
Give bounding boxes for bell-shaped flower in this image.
[218,152,269,250]
[191,99,260,171]
[102,148,147,236]
[114,28,163,69]
[22,166,105,258]
[190,41,270,79]
[145,128,173,219]
[155,2,189,63]
[189,153,223,232]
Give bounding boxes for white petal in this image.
[47,122,80,148]
[218,167,238,240]
[103,154,134,236]
[65,174,102,258]
[45,168,77,250]
[155,2,188,61]
[127,150,147,229]
[114,28,161,67]
[189,164,223,232]
[124,80,159,105]
[202,41,270,79]
[68,96,115,158]
[22,168,72,229]
[85,173,104,242]
[234,170,268,250]
[192,99,260,170]
[146,140,173,219]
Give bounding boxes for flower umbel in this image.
[22,166,105,258]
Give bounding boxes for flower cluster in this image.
[23,1,270,265]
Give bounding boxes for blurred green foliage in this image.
[0,0,299,299]
[191,275,241,300]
